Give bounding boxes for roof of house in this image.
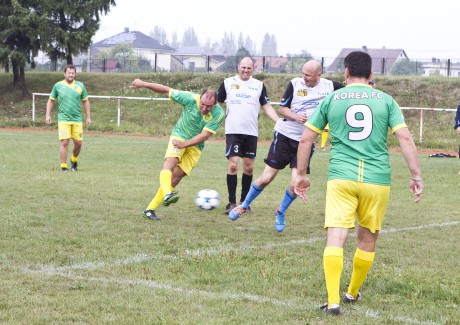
[327,47,408,75]
[92,29,175,52]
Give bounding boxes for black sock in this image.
[227,174,237,204]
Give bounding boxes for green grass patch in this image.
[0,129,458,324]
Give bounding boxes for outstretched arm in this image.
[131,79,170,95]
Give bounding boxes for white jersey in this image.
[275,77,339,141]
[217,75,270,136]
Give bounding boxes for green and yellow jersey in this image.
[50,80,88,122]
[306,84,407,186]
[169,89,225,151]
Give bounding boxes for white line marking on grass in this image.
[21,267,295,307]
[40,221,459,272]
[21,267,439,324]
[18,221,455,324]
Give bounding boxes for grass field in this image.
[1,128,459,324]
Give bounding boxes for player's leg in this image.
[160,137,183,204]
[228,164,278,221]
[225,156,239,212]
[241,157,254,206]
[240,136,257,207]
[345,183,390,302]
[224,134,243,214]
[322,180,358,313]
[69,122,83,171]
[273,168,298,232]
[58,122,72,171]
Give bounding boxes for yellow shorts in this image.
[324,179,390,233]
[58,122,83,141]
[164,136,202,176]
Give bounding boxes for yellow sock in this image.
[321,124,329,148]
[60,163,68,169]
[159,170,173,196]
[348,248,375,297]
[323,246,343,306]
[71,155,78,163]
[146,188,164,211]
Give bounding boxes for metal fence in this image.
[28,55,460,77]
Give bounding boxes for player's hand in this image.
[45,116,51,125]
[456,126,460,136]
[172,139,184,149]
[294,175,311,200]
[86,117,92,128]
[131,79,144,89]
[297,113,308,124]
[409,178,423,203]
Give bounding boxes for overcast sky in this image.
[93,0,460,61]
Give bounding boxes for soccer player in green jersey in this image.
[46,64,91,171]
[131,79,225,220]
[294,51,423,315]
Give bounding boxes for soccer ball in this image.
[195,189,220,210]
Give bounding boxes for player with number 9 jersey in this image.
[306,85,406,186]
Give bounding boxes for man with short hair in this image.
[295,51,423,315]
[217,57,279,215]
[46,64,91,171]
[131,79,225,220]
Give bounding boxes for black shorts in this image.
[225,134,258,159]
[264,131,315,174]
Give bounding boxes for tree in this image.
[40,0,115,67]
[150,26,167,44]
[284,50,313,73]
[261,33,278,56]
[170,31,179,50]
[390,59,425,76]
[221,32,236,56]
[0,0,42,95]
[181,27,199,47]
[219,47,251,73]
[244,36,256,55]
[0,0,115,95]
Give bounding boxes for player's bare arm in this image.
[172,130,213,149]
[279,106,307,124]
[394,127,423,203]
[262,103,280,122]
[131,79,170,95]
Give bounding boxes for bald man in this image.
[217,57,279,215]
[228,60,343,232]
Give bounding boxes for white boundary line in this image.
[19,221,457,324]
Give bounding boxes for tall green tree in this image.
[0,0,115,95]
[41,0,115,67]
[0,0,42,95]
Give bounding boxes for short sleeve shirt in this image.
[306,84,407,185]
[50,80,88,122]
[169,89,225,151]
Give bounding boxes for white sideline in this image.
[20,221,457,324]
[31,221,459,272]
